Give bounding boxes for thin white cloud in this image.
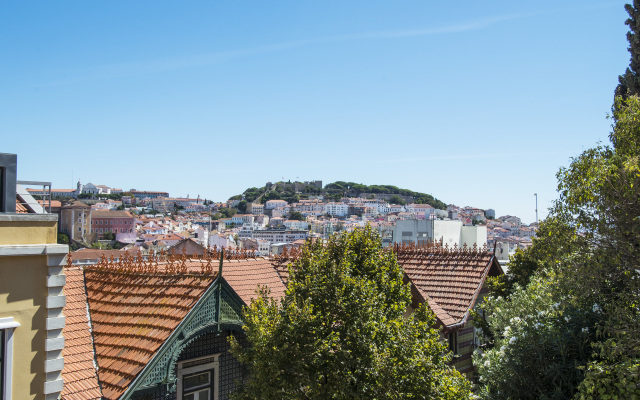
[382,150,575,164]
[42,13,523,87]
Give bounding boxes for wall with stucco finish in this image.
[0,215,57,245]
[0,255,48,400]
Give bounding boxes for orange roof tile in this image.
[37,199,63,208]
[71,248,134,263]
[183,258,286,305]
[62,267,103,400]
[91,210,134,219]
[16,199,28,213]
[220,259,286,304]
[84,267,214,399]
[395,244,501,331]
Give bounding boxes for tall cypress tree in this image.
[616,1,640,99]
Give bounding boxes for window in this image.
[448,331,458,355]
[1,317,20,399]
[177,354,220,400]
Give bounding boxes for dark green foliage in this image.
[260,190,281,203]
[616,1,640,99]
[231,227,471,400]
[237,200,248,214]
[102,232,116,241]
[289,211,304,221]
[232,181,447,209]
[322,181,446,209]
[389,194,406,205]
[57,233,69,244]
[213,208,237,220]
[476,96,640,399]
[476,275,599,400]
[488,217,579,299]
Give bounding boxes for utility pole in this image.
[534,193,538,225]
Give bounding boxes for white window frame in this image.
[177,354,220,400]
[0,317,20,400]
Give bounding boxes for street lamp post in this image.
[534,193,538,225]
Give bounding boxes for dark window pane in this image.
[184,371,210,390]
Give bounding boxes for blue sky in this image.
[1,1,629,223]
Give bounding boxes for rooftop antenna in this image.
[534,193,538,225]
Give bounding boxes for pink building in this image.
[90,210,136,242]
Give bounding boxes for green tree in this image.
[289,211,304,221]
[559,96,640,399]
[476,96,640,399]
[237,200,248,214]
[231,227,471,400]
[218,208,237,219]
[488,216,579,299]
[57,233,69,244]
[389,194,405,205]
[475,272,598,400]
[616,1,640,99]
[103,232,116,241]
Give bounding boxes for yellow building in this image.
[0,153,68,400]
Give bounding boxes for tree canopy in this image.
[475,8,640,396]
[616,1,640,99]
[230,181,447,210]
[475,96,640,399]
[288,211,304,221]
[231,226,471,400]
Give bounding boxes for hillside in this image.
[230,181,447,210]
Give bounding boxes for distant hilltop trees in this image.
[230,180,446,210]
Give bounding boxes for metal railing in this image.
[17,180,52,214]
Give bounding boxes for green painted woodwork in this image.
[121,278,245,400]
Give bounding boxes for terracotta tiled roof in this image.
[84,267,215,399]
[395,244,502,331]
[71,248,134,263]
[273,262,290,283]
[37,199,63,208]
[181,258,286,305]
[220,259,286,304]
[16,199,28,213]
[91,210,133,219]
[62,267,103,400]
[63,201,90,209]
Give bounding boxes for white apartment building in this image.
[325,202,349,217]
[389,204,406,213]
[231,214,255,225]
[247,202,264,215]
[238,228,309,244]
[265,199,289,209]
[393,219,487,248]
[406,203,436,218]
[284,220,309,230]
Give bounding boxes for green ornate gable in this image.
[120,277,246,400]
